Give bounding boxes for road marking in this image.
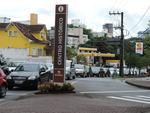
[107,96,150,104]
[80,90,150,94]
[138,95,150,99]
[0,99,5,102]
[7,92,27,96]
[123,96,150,101]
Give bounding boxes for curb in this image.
[125,80,150,89]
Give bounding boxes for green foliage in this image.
[83,28,93,39]
[144,35,150,49]
[38,82,75,93]
[124,37,150,69]
[76,55,87,63]
[61,82,75,91]
[66,47,77,60]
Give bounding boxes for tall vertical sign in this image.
[54,4,68,83]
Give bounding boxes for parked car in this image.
[6,61,22,72]
[45,63,53,80]
[47,60,76,80]
[89,66,100,77]
[0,68,7,98]
[65,60,76,80]
[1,66,10,75]
[7,62,51,89]
[75,64,86,77]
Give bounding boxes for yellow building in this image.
[0,22,49,57]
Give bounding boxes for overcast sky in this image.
[0,0,150,38]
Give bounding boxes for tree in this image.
[76,55,87,64]
[66,46,77,60]
[83,28,93,39]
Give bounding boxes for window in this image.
[8,31,17,37]
[13,31,17,37]
[41,32,46,39]
[32,48,43,56]
[8,31,12,37]
[38,49,42,56]
[32,48,37,56]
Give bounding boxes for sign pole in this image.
[53,4,68,83]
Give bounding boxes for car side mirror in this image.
[40,68,45,73]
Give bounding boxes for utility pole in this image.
[109,11,124,77]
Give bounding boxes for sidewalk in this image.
[125,77,150,89]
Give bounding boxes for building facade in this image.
[103,23,113,38]
[0,21,49,59]
[48,27,88,48]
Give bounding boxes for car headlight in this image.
[28,76,37,80]
[7,75,12,79]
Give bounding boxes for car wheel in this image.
[8,85,13,90]
[33,81,38,90]
[73,76,75,79]
[0,85,7,98]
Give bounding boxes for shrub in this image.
[61,82,74,91]
[38,82,75,93]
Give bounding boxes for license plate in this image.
[14,80,24,84]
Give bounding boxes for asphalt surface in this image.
[0,77,150,113]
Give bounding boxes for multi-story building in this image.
[92,32,105,38]
[0,14,49,59]
[103,23,113,38]
[0,17,11,23]
[71,19,86,28]
[48,27,88,48]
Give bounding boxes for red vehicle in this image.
[0,68,7,98]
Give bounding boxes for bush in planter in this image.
[61,82,74,91]
[38,82,75,93]
[53,84,62,92]
[38,82,50,93]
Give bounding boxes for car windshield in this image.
[91,67,100,72]
[15,63,39,72]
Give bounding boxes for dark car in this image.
[7,62,51,89]
[0,68,7,98]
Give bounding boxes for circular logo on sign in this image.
[58,6,64,12]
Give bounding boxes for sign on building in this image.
[53,4,68,83]
[135,42,143,54]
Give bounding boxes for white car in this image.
[74,64,85,77]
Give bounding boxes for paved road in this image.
[0,88,37,104]
[74,78,150,106]
[0,78,150,113]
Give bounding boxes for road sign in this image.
[54,4,68,83]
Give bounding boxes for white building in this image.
[71,19,87,28]
[0,17,11,23]
[92,32,105,37]
[49,27,88,48]
[103,23,113,38]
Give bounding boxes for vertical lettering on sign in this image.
[53,4,68,83]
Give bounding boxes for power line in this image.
[129,6,150,32]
